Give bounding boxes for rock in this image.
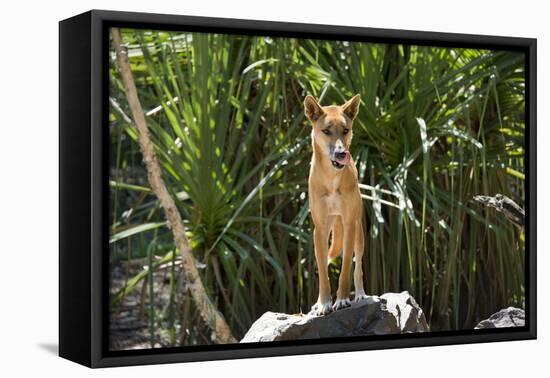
[241,291,429,343]
[474,307,525,329]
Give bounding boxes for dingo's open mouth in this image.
[331,150,350,169]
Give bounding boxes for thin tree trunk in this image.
[112,28,236,344]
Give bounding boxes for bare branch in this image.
[474,194,524,228]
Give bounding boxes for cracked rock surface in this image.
[474,307,525,329]
[241,291,429,342]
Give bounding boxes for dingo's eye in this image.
[343,128,350,135]
[322,129,331,135]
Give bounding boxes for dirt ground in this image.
[109,260,176,351]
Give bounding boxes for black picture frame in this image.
[59,9,537,368]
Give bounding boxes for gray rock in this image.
[474,307,525,329]
[241,291,429,343]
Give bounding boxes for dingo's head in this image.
[304,94,361,170]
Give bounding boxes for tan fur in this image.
[304,95,368,316]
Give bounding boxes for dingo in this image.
[304,94,367,316]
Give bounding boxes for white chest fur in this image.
[325,192,342,215]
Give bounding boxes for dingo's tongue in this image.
[336,150,351,165]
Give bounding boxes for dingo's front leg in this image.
[333,219,355,310]
[310,219,333,316]
[353,219,368,302]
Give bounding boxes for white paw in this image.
[332,297,351,311]
[310,300,333,316]
[354,291,368,303]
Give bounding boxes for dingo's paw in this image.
[332,297,351,311]
[310,300,333,316]
[354,291,368,303]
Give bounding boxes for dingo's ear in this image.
[304,95,324,122]
[342,94,361,121]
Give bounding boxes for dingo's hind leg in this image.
[328,217,343,262]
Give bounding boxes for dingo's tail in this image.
[328,213,365,263]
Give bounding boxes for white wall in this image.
[0,0,546,375]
